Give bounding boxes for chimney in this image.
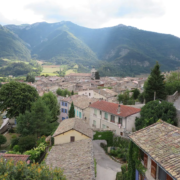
[117,104,120,114]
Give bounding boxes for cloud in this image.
[26,0,165,27]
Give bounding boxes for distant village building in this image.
[89,100,141,137]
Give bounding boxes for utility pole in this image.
[154,91,156,101]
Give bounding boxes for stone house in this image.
[89,100,141,137]
[129,120,178,180]
[46,118,95,180]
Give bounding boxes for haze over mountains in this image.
[1,21,180,76]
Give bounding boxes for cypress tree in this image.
[71,90,74,95]
[144,62,166,103]
[68,102,75,118]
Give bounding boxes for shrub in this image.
[13,145,20,152]
[51,137,54,145]
[0,158,66,180]
[0,134,7,147]
[11,137,19,148]
[36,135,46,146]
[93,131,113,146]
[18,135,36,153]
[116,172,123,180]
[8,128,15,133]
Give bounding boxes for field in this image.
[41,65,60,76]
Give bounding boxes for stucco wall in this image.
[54,130,89,145]
[78,90,94,98]
[126,113,140,132]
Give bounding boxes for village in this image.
[0,64,180,180]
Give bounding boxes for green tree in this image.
[95,71,100,79]
[0,81,39,118]
[144,62,166,103]
[131,88,140,99]
[128,141,135,180]
[42,92,59,122]
[71,90,74,95]
[135,100,177,130]
[56,88,63,96]
[68,102,75,118]
[0,159,66,180]
[0,134,7,147]
[17,99,53,137]
[26,74,35,83]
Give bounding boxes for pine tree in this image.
[68,102,75,118]
[144,62,166,103]
[71,90,74,95]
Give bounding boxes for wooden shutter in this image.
[166,174,173,180]
[151,160,157,178]
[70,136,75,142]
[144,153,148,168]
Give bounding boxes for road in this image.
[93,140,121,180]
[174,96,180,110]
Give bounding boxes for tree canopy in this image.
[135,100,177,130]
[42,92,59,122]
[17,98,58,137]
[144,62,166,103]
[0,134,7,147]
[26,74,35,83]
[95,71,100,79]
[0,81,39,118]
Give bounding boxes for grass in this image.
[65,69,76,75]
[41,65,60,76]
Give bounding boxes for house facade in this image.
[89,100,141,137]
[129,121,179,180]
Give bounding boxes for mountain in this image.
[0,25,31,61]
[5,22,180,76]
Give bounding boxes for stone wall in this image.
[166,91,179,103]
[176,109,180,127]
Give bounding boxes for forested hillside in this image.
[0,26,31,61]
[4,22,180,76]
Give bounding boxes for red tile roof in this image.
[90,100,141,117]
[0,154,29,164]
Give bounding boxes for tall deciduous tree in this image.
[144,62,166,103]
[26,74,35,83]
[42,92,59,122]
[68,102,75,118]
[0,81,39,118]
[135,100,177,130]
[17,98,56,137]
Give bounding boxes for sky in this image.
[0,0,180,37]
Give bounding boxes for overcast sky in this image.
[0,0,180,37]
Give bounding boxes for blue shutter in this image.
[135,170,139,180]
[61,108,63,112]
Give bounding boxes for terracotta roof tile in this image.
[1,154,29,164]
[90,100,141,117]
[46,139,95,180]
[53,118,93,138]
[129,121,180,180]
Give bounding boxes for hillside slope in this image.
[5,22,180,76]
[0,25,31,61]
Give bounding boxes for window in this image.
[144,153,148,168]
[111,115,115,123]
[94,109,97,116]
[62,102,64,106]
[93,120,96,127]
[79,112,82,118]
[89,93,91,96]
[61,108,63,112]
[151,160,157,178]
[102,124,106,129]
[118,117,123,124]
[70,136,75,142]
[77,110,79,117]
[120,132,123,136]
[65,103,67,106]
[65,109,67,113]
[104,112,108,120]
[62,117,65,120]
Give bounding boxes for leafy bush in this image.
[0,158,66,180]
[18,135,37,153]
[8,128,15,133]
[0,134,7,147]
[13,145,20,152]
[36,135,46,146]
[116,172,123,180]
[10,137,19,148]
[93,131,113,146]
[51,137,54,145]
[24,143,46,161]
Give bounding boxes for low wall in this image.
[176,109,180,127]
[166,91,179,103]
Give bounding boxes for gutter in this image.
[129,137,176,180]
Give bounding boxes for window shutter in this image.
[166,174,173,180]
[151,160,157,178]
[144,153,148,168]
